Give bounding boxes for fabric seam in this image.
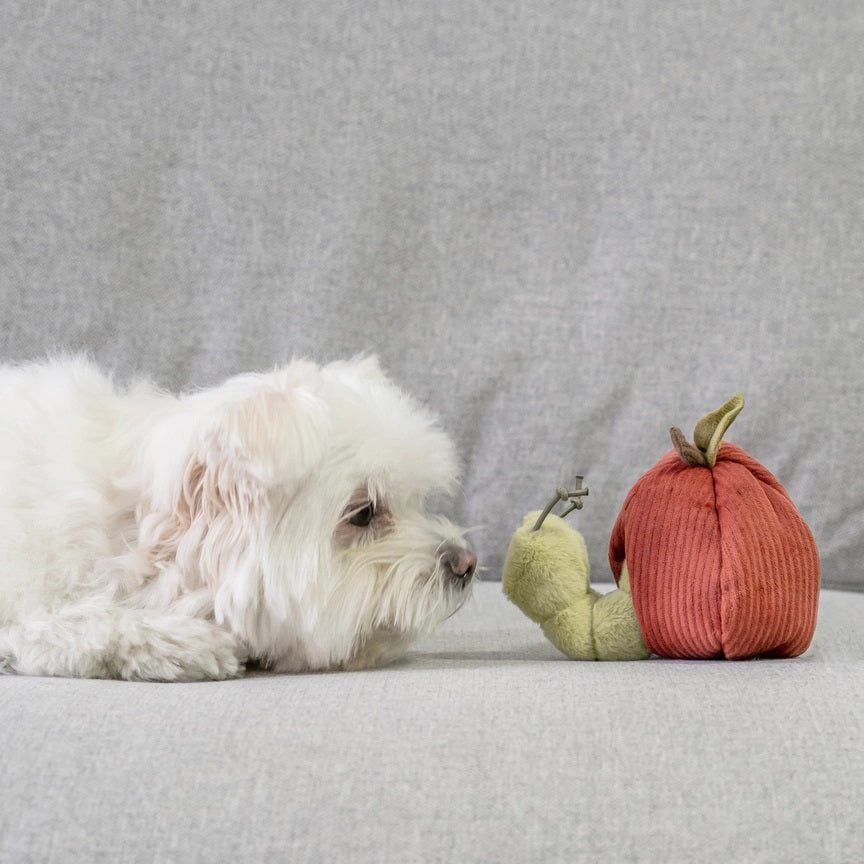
[711,465,726,654]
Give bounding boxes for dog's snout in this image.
[442,546,477,581]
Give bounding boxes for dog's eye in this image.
[348,503,376,527]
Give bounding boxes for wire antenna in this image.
[532,479,589,531]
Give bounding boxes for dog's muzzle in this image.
[441,545,477,586]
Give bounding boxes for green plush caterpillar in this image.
[503,503,649,661]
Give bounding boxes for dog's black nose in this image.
[443,546,477,580]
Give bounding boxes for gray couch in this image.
[1,2,862,862]
[2,585,863,863]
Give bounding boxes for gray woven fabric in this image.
[1,583,861,864]
[0,3,862,592]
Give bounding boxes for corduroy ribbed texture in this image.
[608,443,820,660]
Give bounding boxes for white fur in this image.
[0,355,474,680]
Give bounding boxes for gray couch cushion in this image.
[0,1,862,589]
[1,583,861,864]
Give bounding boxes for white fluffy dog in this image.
[0,355,475,680]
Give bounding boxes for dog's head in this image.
[135,356,475,671]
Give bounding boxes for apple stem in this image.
[670,426,709,467]
[670,393,745,469]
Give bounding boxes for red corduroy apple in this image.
[608,394,821,659]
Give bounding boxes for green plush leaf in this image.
[692,393,745,467]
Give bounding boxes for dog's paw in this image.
[114,617,247,682]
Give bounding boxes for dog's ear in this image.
[197,361,329,510]
[135,362,330,577]
[176,384,328,529]
[219,375,329,488]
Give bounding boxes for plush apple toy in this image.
[503,395,821,660]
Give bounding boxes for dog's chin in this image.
[257,559,474,674]
[340,628,415,671]
[341,575,474,671]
